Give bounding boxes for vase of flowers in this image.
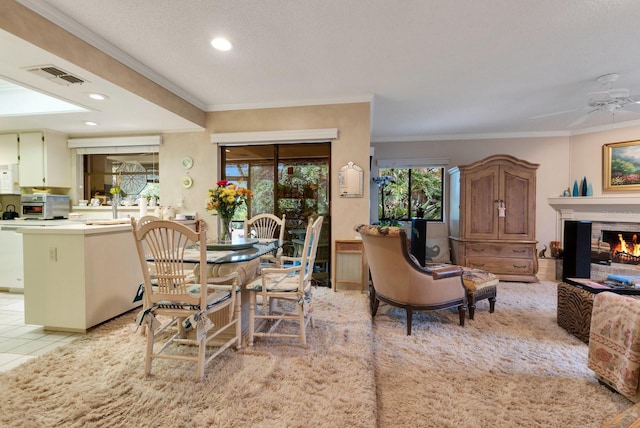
[206,180,253,242]
[109,185,121,219]
[219,215,233,242]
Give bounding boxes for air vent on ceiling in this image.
[24,64,87,86]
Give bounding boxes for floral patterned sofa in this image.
[603,403,640,428]
[589,292,640,427]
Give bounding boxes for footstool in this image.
[557,282,595,344]
[461,268,499,320]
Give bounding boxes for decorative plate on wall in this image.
[181,176,193,188]
[181,156,194,170]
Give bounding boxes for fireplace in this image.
[602,230,640,265]
[548,196,640,280]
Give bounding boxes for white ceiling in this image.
[4,0,640,141]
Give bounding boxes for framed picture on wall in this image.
[603,140,640,192]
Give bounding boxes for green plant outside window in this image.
[377,167,443,221]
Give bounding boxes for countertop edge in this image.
[17,224,132,235]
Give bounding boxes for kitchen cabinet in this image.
[19,131,71,188]
[21,223,142,332]
[449,154,539,282]
[0,133,19,165]
[0,227,23,290]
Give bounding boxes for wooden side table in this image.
[334,240,367,292]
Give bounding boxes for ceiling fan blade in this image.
[609,88,630,99]
[587,90,613,99]
[588,89,630,105]
[529,107,585,120]
[628,94,640,104]
[568,109,599,127]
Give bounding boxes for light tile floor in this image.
[0,292,80,372]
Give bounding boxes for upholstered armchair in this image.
[355,224,467,335]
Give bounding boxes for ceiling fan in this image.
[531,73,640,127]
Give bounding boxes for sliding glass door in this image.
[222,142,331,286]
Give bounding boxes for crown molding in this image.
[207,95,374,112]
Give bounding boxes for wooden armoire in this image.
[448,154,539,282]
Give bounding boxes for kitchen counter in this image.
[0,219,73,229]
[1,218,194,232]
[20,220,142,332]
[17,221,132,235]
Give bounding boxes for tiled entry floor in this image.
[0,292,79,372]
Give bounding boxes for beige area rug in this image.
[0,288,376,428]
[1,281,635,427]
[373,280,632,428]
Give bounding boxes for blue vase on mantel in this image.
[572,180,579,197]
[587,183,593,196]
[581,177,588,197]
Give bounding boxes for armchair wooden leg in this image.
[371,297,380,316]
[370,287,380,316]
[458,305,466,327]
[488,296,496,313]
[468,293,476,320]
[406,309,413,335]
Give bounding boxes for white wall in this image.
[570,125,640,198]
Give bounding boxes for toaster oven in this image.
[20,194,70,219]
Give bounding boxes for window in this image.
[376,167,444,221]
[82,153,159,202]
[222,143,330,225]
[222,145,274,221]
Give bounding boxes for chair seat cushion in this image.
[246,272,299,292]
[462,268,499,292]
[155,287,232,311]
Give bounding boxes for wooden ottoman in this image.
[424,264,498,320]
[557,282,594,344]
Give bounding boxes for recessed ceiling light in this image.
[211,37,233,51]
[84,121,99,126]
[87,92,109,101]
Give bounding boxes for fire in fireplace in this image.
[602,231,640,265]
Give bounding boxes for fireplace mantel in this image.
[548,196,640,223]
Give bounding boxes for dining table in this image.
[182,238,280,266]
[180,237,281,345]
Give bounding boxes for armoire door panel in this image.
[464,165,499,239]
[502,172,528,236]
[500,166,536,240]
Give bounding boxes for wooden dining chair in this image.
[244,213,286,268]
[131,218,241,380]
[245,216,323,346]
